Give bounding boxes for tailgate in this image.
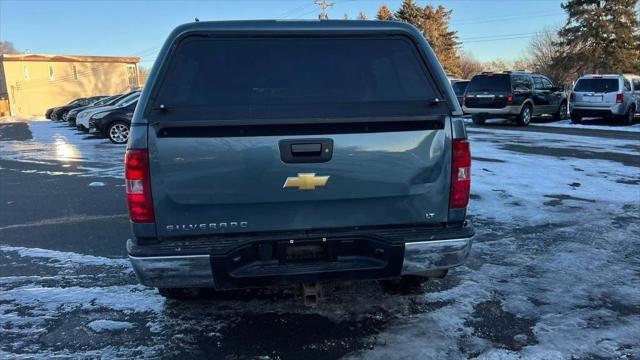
[149,125,450,237]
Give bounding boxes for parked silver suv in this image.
[570,74,640,125]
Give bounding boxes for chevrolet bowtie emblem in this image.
[283,173,330,190]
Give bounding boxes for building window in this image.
[126,64,138,87]
[48,64,55,80]
[23,65,29,80]
[71,64,78,80]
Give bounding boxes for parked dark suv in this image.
[126,20,474,300]
[463,71,568,126]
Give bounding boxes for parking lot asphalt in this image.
[1,119,639,359]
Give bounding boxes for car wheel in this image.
[554,101,568,120]
[622,106,635,125]
[516,104,532,126]
[471,115,486,125]
[107,121,130,144]
[570,114,582,124]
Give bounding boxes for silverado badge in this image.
[283,173,330,190]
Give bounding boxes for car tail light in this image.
[506,95,513,103]
[450,139,471,209]
[125,149,155,223]
[463,95,467,105]
[570,92,576,101]
[616,93,624,103]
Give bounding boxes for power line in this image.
[461,30,555,41]
[451,10,562,26]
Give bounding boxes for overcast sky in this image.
[1,0,567,65]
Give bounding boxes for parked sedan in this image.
[76,90,141,131]
[50,96,106,121]
[89,98,138,144]
[66,94,125,126]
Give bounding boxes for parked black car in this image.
[66,94,123,126]
[45,98,85,119]
[451,80,469,107]
[89,98,138,144]
[463,71,568,126]
[50,96,106,121]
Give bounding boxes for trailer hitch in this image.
[300,282,322,307]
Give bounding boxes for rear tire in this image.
[622,106,635,125]
[107,121,130,144]
[554,101,568,120]
[516,104,532,126]
[570,114,582,124]
[471,115,485,125]
[158,287,213,300]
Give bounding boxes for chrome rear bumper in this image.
[129,236,473,288]
[129,254,214,288]
[401,237,472,275]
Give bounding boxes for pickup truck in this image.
[125,20,474,299]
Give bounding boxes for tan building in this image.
[0,54,140,116]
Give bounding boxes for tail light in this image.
[616,93,624,103]
[506,95,513,103]
[125,149,155,223]
[450,139,471,209]
[463,95,467,105]
[570,92,576,101]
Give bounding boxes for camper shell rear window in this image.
[148,35,446,122]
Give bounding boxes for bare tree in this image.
[525,27,573,85]
[458,51,483,79]
[357,11,368,20]
[0,41,18,55]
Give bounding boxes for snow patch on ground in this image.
[86,320,135,332]
[0,245,129,268]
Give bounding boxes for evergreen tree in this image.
[558,0,640,73]
[423,5,461,76]
[395,0,423,27]
[376,4,393,20]
[358,11,369,20]
[393,1,462,75]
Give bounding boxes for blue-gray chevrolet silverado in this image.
[125,20,473,299]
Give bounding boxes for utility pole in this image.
[315,0,334,20]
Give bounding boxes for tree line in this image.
[369,0,639,85]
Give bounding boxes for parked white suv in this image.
[570,74,640,125]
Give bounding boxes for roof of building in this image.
[0,54,140,63]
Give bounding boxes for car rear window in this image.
[466,74,511,93]
[151,36,444,122]
[574,79,619,93]
[451,81,469,96]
